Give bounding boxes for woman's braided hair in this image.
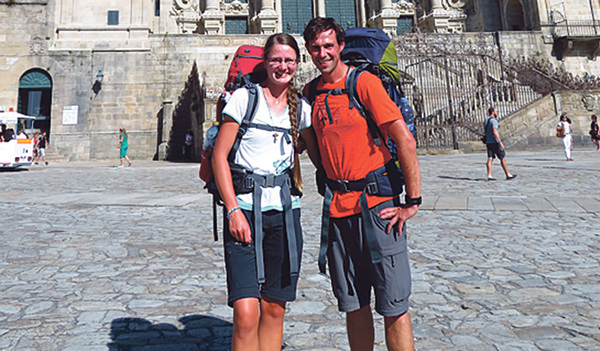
[264,33,303,192]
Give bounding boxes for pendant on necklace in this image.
[273,133,278,143]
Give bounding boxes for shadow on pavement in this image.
[107,315,232,351]
[438,175,486,182]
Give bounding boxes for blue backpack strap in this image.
[346,66,386,147]
[228,83,260,163]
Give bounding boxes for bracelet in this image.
[226,206,241,220]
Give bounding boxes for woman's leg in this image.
[258,296,286,351]
[232,297,260,351]
[562,137,570,160]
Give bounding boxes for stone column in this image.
[158,99,173,160]
[256,0,278,34]
[374,0,401,36]
[203,0,224,34]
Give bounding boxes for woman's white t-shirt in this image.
[558,121,572,136]
[222,84,312,212]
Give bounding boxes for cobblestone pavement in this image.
[0,149,599,350]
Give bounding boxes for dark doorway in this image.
[18,69,53,135]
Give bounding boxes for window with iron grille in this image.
[397,16,413,34]
[325,0,357,29]
[226,17,248,34]
[282,0,313,34]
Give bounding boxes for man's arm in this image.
[493,128,504,149]
[378,119,421,233]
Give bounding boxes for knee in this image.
[260,298,286,321]
[233,303,260,336]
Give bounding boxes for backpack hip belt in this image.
[233,167,300,284]
[318,160,405,275]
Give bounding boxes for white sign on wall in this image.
[62,105,78,125]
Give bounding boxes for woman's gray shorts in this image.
[327,199,411,317]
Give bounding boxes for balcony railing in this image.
[553,20,600,38]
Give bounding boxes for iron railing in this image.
[553,20,600,37]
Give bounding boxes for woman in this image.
[119,128,131,167]
[590,115,600,150]
[557,113,573,161]
[212,34,315,351]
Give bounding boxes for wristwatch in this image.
[404,195,422,207]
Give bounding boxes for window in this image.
[397,17,413,34]
[155,0,160,16]
[325,0,357,29]
[225,17,248,34]
[282,0,313,34]
[108,11,119,25]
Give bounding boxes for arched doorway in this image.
[18,69,52,135]
[505,0,526,30]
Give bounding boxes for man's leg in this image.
[384,312,414,351]
[486,157,493,178]
[500,158,512,178]
[258,296,286,351]
[347,305,375,351]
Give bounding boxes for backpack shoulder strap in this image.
[228,83,260,162]
[346,66,385,147]
[307,76,321,104]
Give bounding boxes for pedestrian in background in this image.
[557,113,573,161]
[34,131,49,165]
[119,128,131,167]
[484,107,517,180]
[590,115,599,150]
[183,129,193,161]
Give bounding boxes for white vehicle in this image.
[0,111,36,169]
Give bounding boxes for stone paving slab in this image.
[0,149,599,350]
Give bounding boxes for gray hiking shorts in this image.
[327,199,411,317]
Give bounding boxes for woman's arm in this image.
[212,116,252,244]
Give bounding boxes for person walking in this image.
[118,128,131,167]
[183,129,193,161]
[590,114,599,150]
[557,113,574,161]
[484,107,517,180]
[301,17,421,350]
[34,131,49,165]
[211,33,313,351]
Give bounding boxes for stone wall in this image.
[501,90,599,150]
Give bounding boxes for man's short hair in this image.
[488,107,496,115]
[303,17,345,46]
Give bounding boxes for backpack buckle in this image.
[336,180,350,193]
[365,182,379,195]
[244,176,254,189]
[264,174,275,187]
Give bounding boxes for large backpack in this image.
[309,27,415,162]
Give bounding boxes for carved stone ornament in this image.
[30,36,45,56]
[444,0,465,10]
[393,0,415,13]
[223,0,248,15]
[582,94,597,111]
[173,0,199,11]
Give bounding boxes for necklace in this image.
[263,86,286,143]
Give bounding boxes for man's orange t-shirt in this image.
[312,70,405,218]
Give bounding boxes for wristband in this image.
[404,195,422,207]
[226,206,240,220]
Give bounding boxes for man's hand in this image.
[378,205,419,234]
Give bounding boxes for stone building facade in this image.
[1,0,600,160]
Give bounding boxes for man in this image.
[34,131,49,165]
[302,18,420,350]
[484,107,516,181]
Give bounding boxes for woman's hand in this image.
[228,209,252,244]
